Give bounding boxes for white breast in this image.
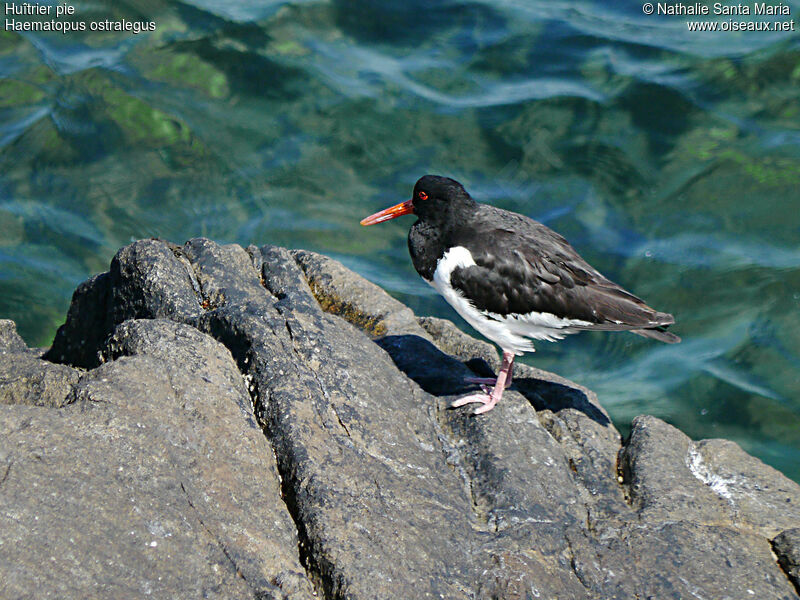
[430,246,592,355]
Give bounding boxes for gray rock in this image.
[1,320,80,409]
[198,242,479,599]
[3,237,799,600]
[0,319,28,353]
[291,248,429,338]
[45,239,201,368]
[0,318,314,600]
[584,521,798,600]
[773,529,800,591]
[620,415,800,537]
[0,352,80,407]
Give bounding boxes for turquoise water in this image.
[1,1,799,481]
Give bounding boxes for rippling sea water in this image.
[1,1,798,480]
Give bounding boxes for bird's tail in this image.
[631,327,681,344]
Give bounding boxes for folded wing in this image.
[448,212,679,343]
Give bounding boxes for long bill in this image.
[360,199,414,226]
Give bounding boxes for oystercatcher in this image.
[361,175,679,414]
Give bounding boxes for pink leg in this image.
[463,369,513,389]
[451,351,515,415]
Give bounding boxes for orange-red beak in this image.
[360,199,414,226]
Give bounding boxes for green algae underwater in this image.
[0,0,798,481]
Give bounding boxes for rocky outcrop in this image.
[2,317,314,599]
[2,237,799,600]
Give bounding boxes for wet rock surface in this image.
[2,238,799,600]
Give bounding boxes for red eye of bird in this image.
[418,191,428,201]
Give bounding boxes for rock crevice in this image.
[1,237,799,600]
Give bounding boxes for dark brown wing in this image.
[449,208,679,342]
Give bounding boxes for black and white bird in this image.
[361,175,679,415]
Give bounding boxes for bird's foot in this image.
[450,393,499,415]
[464,376,512,389]
[452,351,514,416]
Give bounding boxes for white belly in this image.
[430,246,592,355]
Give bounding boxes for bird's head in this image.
[360,175,474,227]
